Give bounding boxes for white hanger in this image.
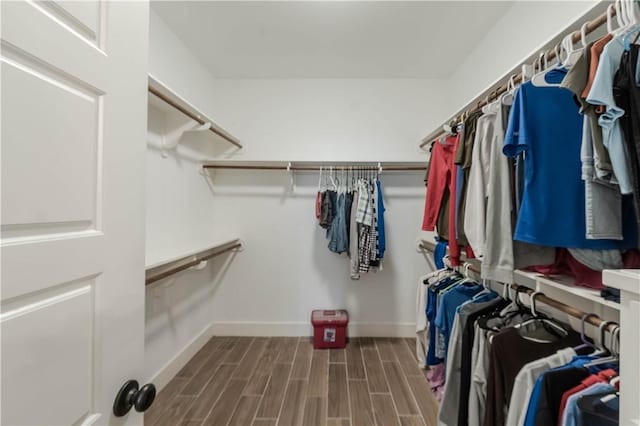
[329,166,337,191]
[615,0,626,31]
[318,166,323,192]
[580,22,589,48]
[531,51,555,87]
[563,33,582,68]
[607,4,617,35]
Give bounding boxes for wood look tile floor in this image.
[145,337,439,426]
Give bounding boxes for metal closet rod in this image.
[148,85,243,149]
[145,243,242,286]
[202,164,426,171]
[418,243,618,333]
[419,5,616,148]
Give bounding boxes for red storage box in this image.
[311,309,349,349]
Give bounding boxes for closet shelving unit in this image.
[145,237,242,286]
[418,240,619,311]
[201,160,426,171]
[148,74,243,149]
[419,240,618,332]
[416,3,624,311]
[516,270,621,311]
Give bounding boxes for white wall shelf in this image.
[513,270,620,311]
[145,237,243,285]
[148,74,242,150]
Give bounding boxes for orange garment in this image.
[582,33,613,99]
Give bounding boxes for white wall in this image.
[209,170,429,337]
[144,9,226,385]
[202,78,446,336]
[208,78,451,161]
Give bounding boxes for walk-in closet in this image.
[2,1,639,426]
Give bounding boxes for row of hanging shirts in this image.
[315,166,386,279]
[421,3,640,295]
[416,265,621,426]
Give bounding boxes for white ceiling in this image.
[151,1,513,79]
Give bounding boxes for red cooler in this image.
[311,309,349,349]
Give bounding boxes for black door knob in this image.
[113,380,156,417]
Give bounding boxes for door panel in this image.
[1,281,94,425]
[1,0,149,424]
[2,43,101,231]
[38,0,104,46]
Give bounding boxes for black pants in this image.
[614,44,640,239]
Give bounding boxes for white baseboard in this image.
[148,323,215,392]
[209,321,416,338]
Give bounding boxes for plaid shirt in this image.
[355,180,373,226]
[358,225,371,273]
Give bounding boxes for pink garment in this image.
[526,249,603,289]
[426,362,446,401]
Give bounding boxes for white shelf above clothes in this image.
[513,269,620,311]
[419,241,619,311]
[148,74,243,149]
[201,160,427,171]
[145,237,243,286]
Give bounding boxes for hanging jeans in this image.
[328,193,348,254]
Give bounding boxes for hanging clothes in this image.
[504,69,629,250]
[423,134,462,266]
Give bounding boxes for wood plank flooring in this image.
[145,337,439,426]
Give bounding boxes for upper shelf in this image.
[514,270,620,311]
[145,237,242,286]
[148,74,243,149]
[603,269,640,295]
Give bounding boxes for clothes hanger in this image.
[573,313,600,353]
[622,0,640,50]
[607,4,618,35]
[584,324,620,367]
[563,32,583,68]
[329,166,337,191]
[531,46,562,87]
[502,74,518,105]
[581,22,589,48]
[590,320,618,357]
[515,291,569,339]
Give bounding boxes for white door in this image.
[1,1,149,424]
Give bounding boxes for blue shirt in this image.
[523,355,613,426]
[563,382,615,426]
[504,70,623,249]
[376,180,386,258]
[586,36,633,194]
[434,238,448,269]
[426,276,459,365]
[434,283,483,358]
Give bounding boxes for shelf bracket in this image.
[161,121,212,158]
